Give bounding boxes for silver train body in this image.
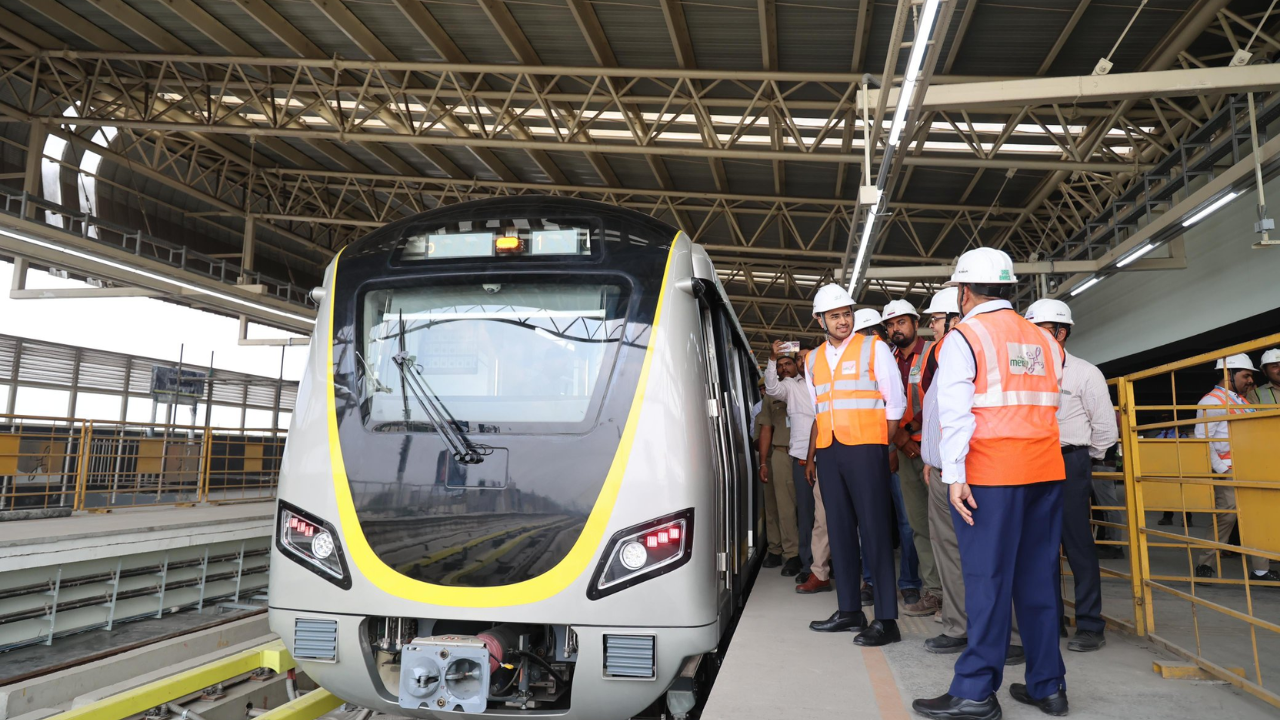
[269,198,760,719]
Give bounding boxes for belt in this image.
[1061,445,1090,454]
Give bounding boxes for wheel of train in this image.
[269,196,762,720]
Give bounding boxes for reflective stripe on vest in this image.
[954,308,1066,486]
[897,340,934,442]
[808,334,888,448]
[1204,387,1253,462]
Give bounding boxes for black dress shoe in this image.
[1005,645,1025,666]
[781,556,802,577]
[854,619,901,647]
[795,571,811,584]
[924,633,968,654]
[902,587,922,606]
[1195,564,1216,579]
[809,610,867,633]
[911,693,1001,720]
[762,552,782,568]
[860,583,875,606]
[1069,629,1106,652]
[1010,683,1068,716]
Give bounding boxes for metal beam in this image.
[863,62,1280,111]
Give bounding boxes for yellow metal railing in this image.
[0,414,284,512]
[1085,332,1280,709]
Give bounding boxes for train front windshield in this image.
[360,281,628,430]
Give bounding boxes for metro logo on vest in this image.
[1006,343,1047,376]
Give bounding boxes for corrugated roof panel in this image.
[189,0,296,57]
[663,155,718,193]
[487,147,553,183]
[347,0,445,62]
[268,0,370,60]
[947,3,1065,77]
[722,159,774,197]
[122,0,224,55]
[504,1,595,66]
[593,0,678,68]
[543,150,609,187]
[683,1,760,71]
[428,2,517,64]
[775,2,857,73]
[0,0,90,49]
[784,161,840,200]
[1048,1,1184,76]
[57,0,160,52]
[602,154,662,191]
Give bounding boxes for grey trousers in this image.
[899,449,940,595]
[1196,486,1269,573]
[927,466,1022,644]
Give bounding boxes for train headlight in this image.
[588,509,693,600]
[276,501,352,589]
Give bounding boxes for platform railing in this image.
[0,415,284,513]
[0,414,84,512]
[1098,332,1280,709]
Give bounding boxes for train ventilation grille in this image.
[603,635,655,679]
[293,617,338,662]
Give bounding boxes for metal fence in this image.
[0,415,285,512]
[1070,333,1280,709]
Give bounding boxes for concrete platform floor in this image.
[0,502,273,571]
[702,569,1277,720]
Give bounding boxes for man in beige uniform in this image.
[756,392,800,572]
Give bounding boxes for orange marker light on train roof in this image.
[495,236,523,253]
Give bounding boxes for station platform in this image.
[0,502,274,572]
[702,570,1277,720]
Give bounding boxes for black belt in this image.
[1062,445,1090,454]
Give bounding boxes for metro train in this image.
[268,197,762,719]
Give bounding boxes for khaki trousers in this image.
[899,449,940,594]
[927,466,1021,644]
[1196,486,1269,573]
[763,447,800,558]
[810,476,833,581]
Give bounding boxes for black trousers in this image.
[815,441,898,620]
[1059,446,1104,634]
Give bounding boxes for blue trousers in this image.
[863,472,922,590]
[950,481,1066,701]
[815,442,898,620]
[1060,447,1105,634]
[792,458,815,572]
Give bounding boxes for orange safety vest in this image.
[899,340,934,442]
[954,308,1065,486]
[1202,387,1253,462]
[807,333,889,448]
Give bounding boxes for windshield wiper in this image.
[390,312,490,465]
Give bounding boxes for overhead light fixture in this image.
[0,227,315,324]
[846,198,880,293]
[1069,276,1102,297]
[1182,191,1239,227]
[1115,242,1155,268]
[887,0,942,147]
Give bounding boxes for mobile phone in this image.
[779,341,800,354]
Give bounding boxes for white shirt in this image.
[764,360,815,459]
[1196,386,1252,474]
[801,333,905,439]
[1057,351,1118,459]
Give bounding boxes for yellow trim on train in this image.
[324,236,680,607]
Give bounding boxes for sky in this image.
[0,259,313,423]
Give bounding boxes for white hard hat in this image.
[1025,298,1074,326]
[948,247,1018,285]
[923,287,960,315]
[1261,348,1280,366]
[1215,353,1258,372]
[852,308,883,333]
[812,283,855,317]
[882,299,919,322]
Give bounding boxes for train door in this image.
[697,305,734,613]
[710,309,753,601]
